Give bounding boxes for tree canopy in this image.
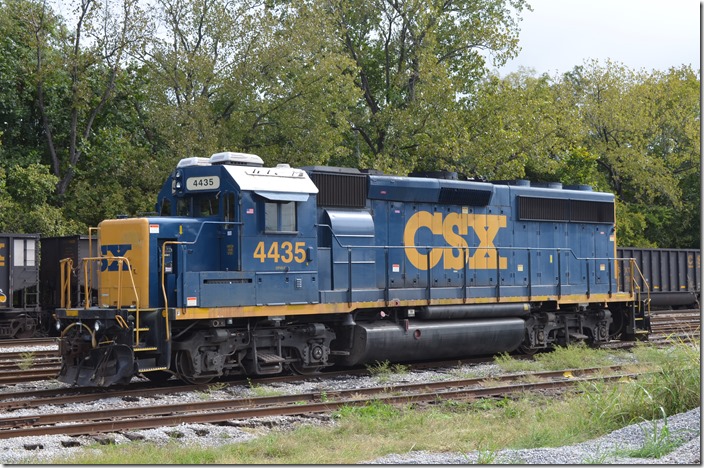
[0,0,699,248]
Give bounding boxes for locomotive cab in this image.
[55,153,331,386]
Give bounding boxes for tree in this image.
[324,0,530,173]
[137,0,358,168]
[462,61,700,248]
[561,61,700,247]
[24,0,149,198]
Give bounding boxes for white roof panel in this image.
[225,165,319,195]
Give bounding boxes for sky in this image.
[495,0,701,76]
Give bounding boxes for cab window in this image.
[265,201,297,232]
[160,199,171,216]
[197,194,218,217]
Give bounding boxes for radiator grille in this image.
[438,188,492,206]
[309,172,368,208]
[518,196,614,223]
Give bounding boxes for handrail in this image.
[79,256,140,311]
[161,241,189,342]
[320,236,644,303]
[59,258,73,308]
[87,227,100,306]
[628,257,651,316]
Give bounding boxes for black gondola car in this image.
[39,235,98,334]
[0,233,40,337]
[618,248,701,309]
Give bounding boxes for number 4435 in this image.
[253,241,307,263]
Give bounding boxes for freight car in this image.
[0,233,40,338]
[39,235,98,334]
[0,234,98,338]
[617,248,700,309]
[53,153,666,386]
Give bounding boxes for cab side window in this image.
[265,201,297,232]
[160,199,171,216]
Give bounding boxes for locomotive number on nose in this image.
[186,176,220,190]
[253,241,307,263]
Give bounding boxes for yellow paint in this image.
[99,218,150,308]
[403,211,508,270]
[173,292,634,320]
[0,242,4,267]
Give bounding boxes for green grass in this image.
[365,360,410,383]
[41,341,700,465]
[623,415,684,459]
[494,343,628,374]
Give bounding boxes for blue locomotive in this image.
[55,152,651,386]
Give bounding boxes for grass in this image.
[623,414,684,458]
[494,343,627,374]
[365,360,410,383]
[42,341,700,464]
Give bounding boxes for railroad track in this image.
[0,338,58,348]
[0,365,636,439]
[650,309,700,336]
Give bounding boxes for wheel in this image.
[174,350,215,385]
[289,362,324,375]
[517,345,539,356]
[13,315,36,339]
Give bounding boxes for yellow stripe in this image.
[174,292,634,320]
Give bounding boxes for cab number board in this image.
[186,176,220,190]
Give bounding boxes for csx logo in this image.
[100,244,132,271]
[403,212,508,270]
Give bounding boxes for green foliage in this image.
[494,344,617,373]
[365,360,410,383]
[334,400,400,420]
[329,0,530,172]
[0,0,697,250]
[579,341,700,433]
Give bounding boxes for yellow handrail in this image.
[160,241,184,342]
[59,258,73,308]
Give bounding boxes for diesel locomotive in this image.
[54,152,660,386]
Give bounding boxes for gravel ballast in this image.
[0,357,699,464]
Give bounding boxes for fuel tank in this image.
[339,318,526,366]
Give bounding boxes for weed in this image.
[196,382,228,399]
[366,360,409,383]
[475,448,498,464]
[333,400,399,420]
[581,445,611,464]
[624,412,684,458]
[19,351,35,371]
[494,353,542,373]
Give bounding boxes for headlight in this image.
[94,320,102,332]
[55,320,62,331]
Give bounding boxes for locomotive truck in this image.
[55,152,654,386]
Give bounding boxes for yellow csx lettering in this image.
[0,242,4,267]
[403,212,508,270]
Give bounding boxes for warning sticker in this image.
[187,297,198,307]
[150,224,160,234]
[392,264,400,273]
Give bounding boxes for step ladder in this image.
[132,309,170,374]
